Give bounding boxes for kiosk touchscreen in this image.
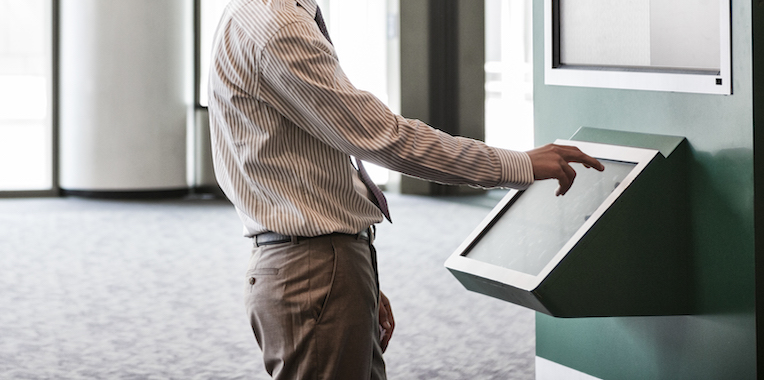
[465,158,636,278]
[445,136,692,317]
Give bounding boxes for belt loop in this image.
[290,235,299,245]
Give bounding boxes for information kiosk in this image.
[445,128,692,317]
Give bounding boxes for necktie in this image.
[356,159,392,223]
[314,6,332,45]
[314,6,392,223]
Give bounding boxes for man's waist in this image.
[254,227,375,247]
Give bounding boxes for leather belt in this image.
[254,228,373,247]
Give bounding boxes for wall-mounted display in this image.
[544,0,731,94]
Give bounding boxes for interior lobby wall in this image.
[532,0,758,378]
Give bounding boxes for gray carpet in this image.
[0,193,534,379]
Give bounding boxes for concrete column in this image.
[396,0,485,195]
[59,0,193,195]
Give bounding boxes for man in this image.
[207,0,604,379]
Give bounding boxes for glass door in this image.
[0,0,54,194]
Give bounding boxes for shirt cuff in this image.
[494,149,534,190]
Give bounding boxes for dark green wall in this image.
[533,1,757,379]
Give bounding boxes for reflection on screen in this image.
[466,160,636,276]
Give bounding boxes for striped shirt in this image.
[208,0,534,237]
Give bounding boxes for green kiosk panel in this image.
[445,129,692,317]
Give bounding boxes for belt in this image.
[254,227,374,247]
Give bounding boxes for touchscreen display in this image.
[465,159,636,276]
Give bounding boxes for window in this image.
[0,0,53,191]
[485,0,534,152]
[198,0,228,108]
[320,0,398,184]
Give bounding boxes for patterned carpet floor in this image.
[0,193,534,379]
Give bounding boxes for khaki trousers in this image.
[245,233,386,380]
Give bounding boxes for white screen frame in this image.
[543,0,732,95]
[444,140,660,291]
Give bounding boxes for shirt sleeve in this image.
[256,20,534,190]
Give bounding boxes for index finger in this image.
[557,145,605,171]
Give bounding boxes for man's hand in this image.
[526,144,605,196]
[378,291,395,352]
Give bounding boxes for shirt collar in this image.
[296,0,318,19]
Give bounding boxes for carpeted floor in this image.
[0,192,534,379]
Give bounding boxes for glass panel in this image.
[324,0,396,184]
[0,0,52,191]
[199,0,229,108]
[466,160,636,276]
[485,0,534,152]
[324,0,392,109]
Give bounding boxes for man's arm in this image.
[257,20,602,193]
[257,22,534,189]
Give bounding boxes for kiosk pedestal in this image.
[445,128,692,317]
